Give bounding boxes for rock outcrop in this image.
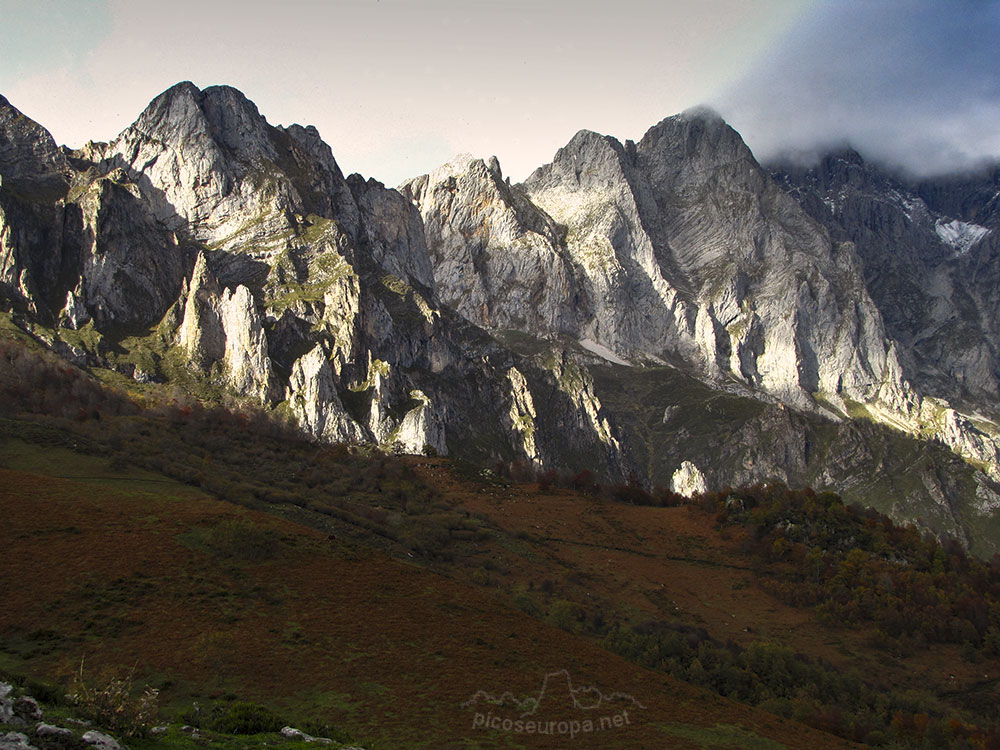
[0,684,12,726]
[400,154,579,334]
[0,683,81,750]
[0,732,36,750]
[81,730,123,750]
[0,94,68,197]
[281,726,333,744]
[671,461,707,498]
[176,251,276,402]
[286,344,368,444]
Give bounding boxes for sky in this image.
[1,0,998,185]
[710,0,1000,177]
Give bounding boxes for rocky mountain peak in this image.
[823,146,866,167]
[103,81,361,248]
[770,146,884,198]
[156,80,202,104]
[401,153,554,242]
[200,85,277,158]
[413,153,495,189]
[635,110,761,199]
[644,107,751,158]
[130,82,351,198]
[916,164,1000,229]
[127,81,208,140]
[816,147,870,184]
[400,152,573,331]
[0,94,69,197]
[659,105,732,136]
[524,129,629,192]
[119,80,277,169]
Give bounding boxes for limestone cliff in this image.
[0,84,627,480]
[408,111,1000,490]
[411,113,896,413]
[771,151,1000,478]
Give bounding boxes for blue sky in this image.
[1,1,997,183]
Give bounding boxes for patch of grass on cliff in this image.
[267,249,356,316]
[55,320,104,354]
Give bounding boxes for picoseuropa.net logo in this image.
[461,669,646,739]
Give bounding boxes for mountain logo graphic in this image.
[461,669,646,718]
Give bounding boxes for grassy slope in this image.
[0,438,858,750]
[419,465,1000,721]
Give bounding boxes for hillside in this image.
[0,346,852,749]
[2,328,1000,748]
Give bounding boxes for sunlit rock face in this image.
[770,150,1000,477]
[400,154,579,336]
[411,113,895,413]
[671,461,707,498]
[409,111,1000,488]
[0,83,629,479]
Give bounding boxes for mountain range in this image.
[3,82,1000,553]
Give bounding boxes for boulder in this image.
[34,724,71,738]
[0,684,12,725]
[81,730,123,750]
[280,726,332,744]
[0,733,36,750]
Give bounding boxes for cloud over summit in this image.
[711,0,1000,176]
